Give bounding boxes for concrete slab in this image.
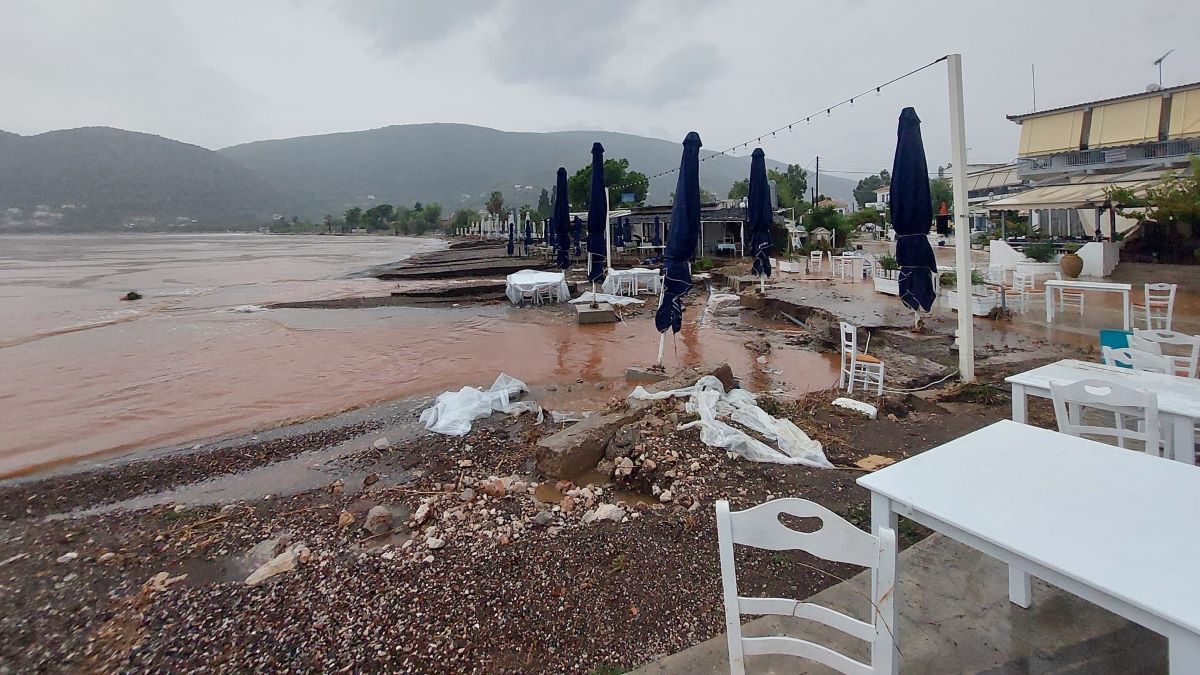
[576,302,617,324]
[629,534,1165,675]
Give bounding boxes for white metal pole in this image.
[604,188,612,274]
[947,53,975,382]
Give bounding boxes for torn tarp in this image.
[419,373,542,436]
[628,376,832,468]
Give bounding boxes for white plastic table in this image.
[601,267,661,297]
[859,420,1200,673]
[1006,358,1200,464]
[1044,280,1131,330]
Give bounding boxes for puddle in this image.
[533,469,660,508]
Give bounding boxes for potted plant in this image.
[940,270,998,317]
[872,254,901,296]
[1016,240,1060,279]
[778,253,804,274]
[1058,244,1083,278]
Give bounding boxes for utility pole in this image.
[814,156,820,204]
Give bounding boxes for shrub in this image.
[692,257,715,272]
[939,270,986,287]
[1023,241,1056,262]
[878,254,900,271]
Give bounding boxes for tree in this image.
[929,178,953,210]
[450,208,478,231]
[536,188,552,219]
[412,201,423,213]
[363,203,395,231]
[728,179,749,201]
[768,164,809,211]
[566,158,649,210]
[699,188,718,203]
[852,171,890,208]
[322,214,333,233]
[485,191,504,217]
[343,207,362,232]
[847,207,883,228]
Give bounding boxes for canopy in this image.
[747,148,772,278]
[656,131,702,334]
[890,107,937,312]
[983,168,1185,210]
[553,167,571,269]
[586,142,608,282]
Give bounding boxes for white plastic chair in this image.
[1050,378,1161,455]
[1133,283,1177,330]
[808,251,824,275]
[1011,271,1044,315]
[615,274,636,297]
[1052,272,1084,315]
[1101,346,1173,374]
[717,498,897,675]
[535,284,555,305]
[1131,329,1200,378]
[840,322,884,395]
[861,257,877,279]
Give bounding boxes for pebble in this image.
[363,473,380,486]
[373,437,390,450]
[459,488,476,502]
[426,537,446,550]
[659,490,674,503]
[337,511,356,528]
[97,552,117,564]
[533,511,554,527]
[55,552,78,564]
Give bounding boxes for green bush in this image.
[1023,241,1056,262]
[877,254,900,271]
[939,270,986,287]
[693,257,715,272]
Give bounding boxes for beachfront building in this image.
[985,81,1200,241]
[865,185,890,212]
[611,203,762,259]
[952,163,1028,233]
[816,198,850,216]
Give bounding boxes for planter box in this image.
[873,272,899,296]
[945,289,999,317]
[1015,260,1060,279]
[778,260,804,273]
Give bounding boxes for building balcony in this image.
[1017,137,1200,177]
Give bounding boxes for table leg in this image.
[1008,565,1032,608]
[870,492,900,675]
[1169,629,1200,672]
[1045,289,1054,324]
[1169,414,1195,465]
[1011,383,1028,424]
[1122,290,1131,331]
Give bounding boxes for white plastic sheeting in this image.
[569,291,644,306]
[629,375,832,468]
[505,270,570,305]
[419,373,542,436]
[832,397,878,419]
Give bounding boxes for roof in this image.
[1008,81,1200,122]
[874,185,891,193]
[981,166,1190,210]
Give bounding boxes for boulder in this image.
[582,503,626,524]
[245,547,301,585]
[363,506,393,536]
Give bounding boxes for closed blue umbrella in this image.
[652,216,662,247]
[572,216,582,257]
[655,131,702,339]
[748,148,773,286]
[523,219,533,255]
[623,217,632,244]
[614,221,624,248]
[542,217,551,245]
[507,219,515,256]
[891,107,937,312]
[586,142,608,283]
[553,167,571,269]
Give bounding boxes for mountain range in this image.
[0,123,855,231]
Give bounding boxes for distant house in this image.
[866,185,890,211]
[809,226,833,244]
[816,198,849,216]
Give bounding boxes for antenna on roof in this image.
[1153,49,1175,87]
[1030,64,1037,112]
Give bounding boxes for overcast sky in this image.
[2,0,1198,178]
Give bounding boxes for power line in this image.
[613,55,950,192]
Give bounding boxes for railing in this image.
[1018,137,1200,174]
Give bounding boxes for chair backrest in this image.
[716,499,896,675]
[1102,346,1172,374]
[839,322,858,361]
[1012,271,1038,292]
[1049,378,1160,452]
[1132,329,1200,377]
[1145,283,1177,307]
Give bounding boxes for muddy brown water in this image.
[0,234,837,478]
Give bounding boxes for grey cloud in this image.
[333,0,497,54]
[486,1,638,88]
[633,42,724,103]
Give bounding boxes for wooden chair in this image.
[1101,346,1173,374]
[840,322,884,395]
[1052,272,1084,315]
[808,251,824,275]
[1131,329,1200,378]
[1011,271,1044,315]
[717,498,897,675]
[1050,378,1162,455]
[1133,283,1177,330]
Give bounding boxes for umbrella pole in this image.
[947,53,975,381]
[655,288,668,367]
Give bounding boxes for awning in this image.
[982,168,1187,210]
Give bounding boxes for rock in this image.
[596,459,615,474]
[688,499,701,512]
[613,456,635,479]
[220,503,239,514]
[337,511,355,528]
[173,504,186,513]
[459,488,476,502]
[426,537,446,550]
[689,461,700,472]
[245,549,297,585]
[55,552,78,564]
[362,473,380,487]
[604,424,642,460]
[560,495,576,513]
[293,544,311,564]
[373,437,390,450]
[144,571,187,593]
[659,490,674,503]
[328,479,345,494]
[642,458,657,472]
[554,480,574,492]
[458,459,474,468]
[363,505,393,535]
[533,511,554,527]
[583,503,626,524]
[412,500,432,525]
[381,551,396,561]
[97,552,118,564]
[423,555,435,563]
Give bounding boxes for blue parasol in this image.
[553,167,571,269]
[614,220,624,248]
[652,216,662,247]
[523,219,533,255]
[748,148,773,282]
[586,142,607,282]
[572,215,582,257]
[507,219,515,256]
[891,107,937,312]
[623,217,632,244]
[655,131,702,336]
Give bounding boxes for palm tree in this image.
[485,191,504,217]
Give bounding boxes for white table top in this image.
[608,267,659,276]
[505,270,565,285]
[1006,359,1200,418]
[858,420,1200,635]
[1044,280,1131,291]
